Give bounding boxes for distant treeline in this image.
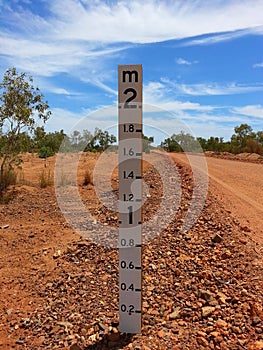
[1,123,262,159]
[160,124,263,155]
[0,128,156,159]
[0,127,117,158]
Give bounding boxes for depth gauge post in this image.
[118,64,143,333]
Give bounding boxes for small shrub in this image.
[39,169,52,188]
[83,169,93,186]
[0,167,17,198]
[38,146,54,159]
[56,170,73,186]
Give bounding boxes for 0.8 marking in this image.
[120,238,135,247]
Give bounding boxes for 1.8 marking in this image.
[123,124,135,132]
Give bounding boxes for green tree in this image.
[0,67,51,194]
[256,131,263,145]
[231,124,255,153]
[33,126,46,150]
[142,134,154,153]
[93,128,116,151]
[33,127,65,156]
[196,137,207,151]
[206,136,225,151]
[160,136,181,152]
[174,131,199,151]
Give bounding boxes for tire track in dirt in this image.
[169,152,263,245]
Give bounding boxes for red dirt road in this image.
[169,153,263,245]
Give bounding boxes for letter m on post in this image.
[122,70,139,83]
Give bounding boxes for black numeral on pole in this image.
[124,88,137,108]
[123,170,134,179]
[121,304,135,314]
[120,238,135,247]
[124,124,135,132]
[128,205,133,224]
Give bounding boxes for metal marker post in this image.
[118,65,142,333]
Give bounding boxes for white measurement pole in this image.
[118,64,142,333]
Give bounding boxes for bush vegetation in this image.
[0,67,51,198]
[161,124,263,155]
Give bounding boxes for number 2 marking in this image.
[124,88,137,108]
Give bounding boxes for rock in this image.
[217,292,229,304]
[197,336,209,347]
[221,250,231,259]
[53,250,61,259]
[202,306,215,317]
[241,225,251,232]
[108,332,120,342]
[173,268,181,277]
[232,326,242,334]
[211,233,223,243]
[15,339,25,345]
[252,341,263,350]
[252,317,261,326]
[157,329,165,338]
[199,289,214,302]
[0,224,9,229]
[169,307,181,320]
[215,319,227,328]
[196,331,207,337]
[210,331,220,338]
[70,344,82,350]
[88,334,97,342]
[6,308,13,316]
[57,321,73,331]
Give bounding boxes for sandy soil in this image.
[169,153,263,245]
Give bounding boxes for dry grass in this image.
[39,168,53,188]
[0,168,17,202]
[83,169,93,186]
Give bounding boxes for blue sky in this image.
[0,0,263,143]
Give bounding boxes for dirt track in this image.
[169,153,263,245]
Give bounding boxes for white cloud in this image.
[183,27,263,46]
[46,0,263,43]
[161,78,263,96]
[143,112,243,141]
[253,62,263,68]
[143,81,214,111]
[231,105,263,119]
[1,0,263,92]
[0,33,129,77]
[176,57,198,65]
[46,106,118,134]
[84,78,117,96]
